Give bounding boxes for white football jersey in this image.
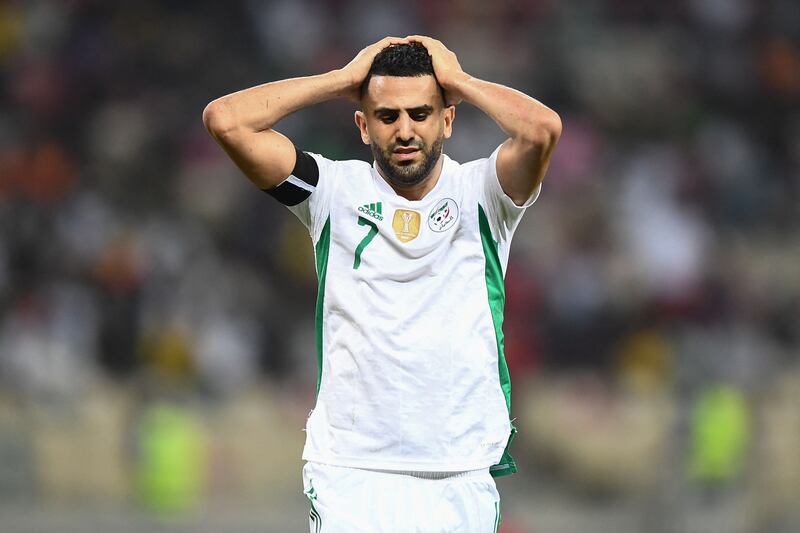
[270,145,539,476]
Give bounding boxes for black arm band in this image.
[263,147,319,206]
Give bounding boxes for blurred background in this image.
[0,0,798,532]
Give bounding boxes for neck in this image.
[378,156,445,201]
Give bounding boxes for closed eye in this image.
[373,106,434,124]
[377,111,399,124]
[409,105,434,122]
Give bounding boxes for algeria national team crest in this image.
[427,198,459,232]
[392,209,421,243]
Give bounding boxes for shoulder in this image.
[443,150,497,181]
[455,147,499,172]
[306,152,372,176]
[338,157,373,173]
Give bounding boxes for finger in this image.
[381,36,409,47]
[368,38,407,55]
[363,37,403,53]
[405,35,428,47]
[405,35,439,48]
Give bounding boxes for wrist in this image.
[441,71,471,98]
[325,69,356,98]
[439,71,471,105]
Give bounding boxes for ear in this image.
[442,105,455,140]
[354,110,370,145]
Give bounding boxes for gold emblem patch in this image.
[392,209,421,243]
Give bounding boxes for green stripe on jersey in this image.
[479,204,518,478]
[314,217,331,396]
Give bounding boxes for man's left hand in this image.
[406,35,467,106]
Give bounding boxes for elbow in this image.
[202,99,236,139]
[544,110,562,144]
[526,110,562,149]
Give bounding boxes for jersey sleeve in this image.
[262,147,338,242]
[478,144,542,242]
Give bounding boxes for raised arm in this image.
[408,36,561,206]
[202,37,408,189]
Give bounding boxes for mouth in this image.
[393,147,420,162]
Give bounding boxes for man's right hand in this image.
[203,37,409,191]
[339,36,409,101]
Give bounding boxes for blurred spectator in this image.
[688,384,751,487]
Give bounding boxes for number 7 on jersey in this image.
[353,216,378,270]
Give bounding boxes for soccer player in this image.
[203,36,560,532]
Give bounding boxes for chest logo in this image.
[392,209,421,243]
[427,198,459,232]
[358,201,383,221]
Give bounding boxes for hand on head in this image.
[340,36,409,102]
[404,35,465,106]
[342,36,466,106]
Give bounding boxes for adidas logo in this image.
[358,201,384,221]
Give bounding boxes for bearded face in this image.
[356,74,455,193]
[370,135,444,188]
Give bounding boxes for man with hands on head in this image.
[204,35,560,533]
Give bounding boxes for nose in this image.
[395,114,415,144]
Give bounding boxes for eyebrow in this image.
[373,105,435,116]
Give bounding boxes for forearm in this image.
[449,74,561,146]
[202,69,351,136]
[447,71,561,204]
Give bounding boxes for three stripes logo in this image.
[309,507,321,533]
[358,201,384,221]
[305,483,322,532]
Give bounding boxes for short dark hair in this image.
[360,43,444,101]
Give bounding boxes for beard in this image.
[371,135,444,189]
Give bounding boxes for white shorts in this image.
[302,461,502,533]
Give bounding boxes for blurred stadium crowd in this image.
[0,1,798,532]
